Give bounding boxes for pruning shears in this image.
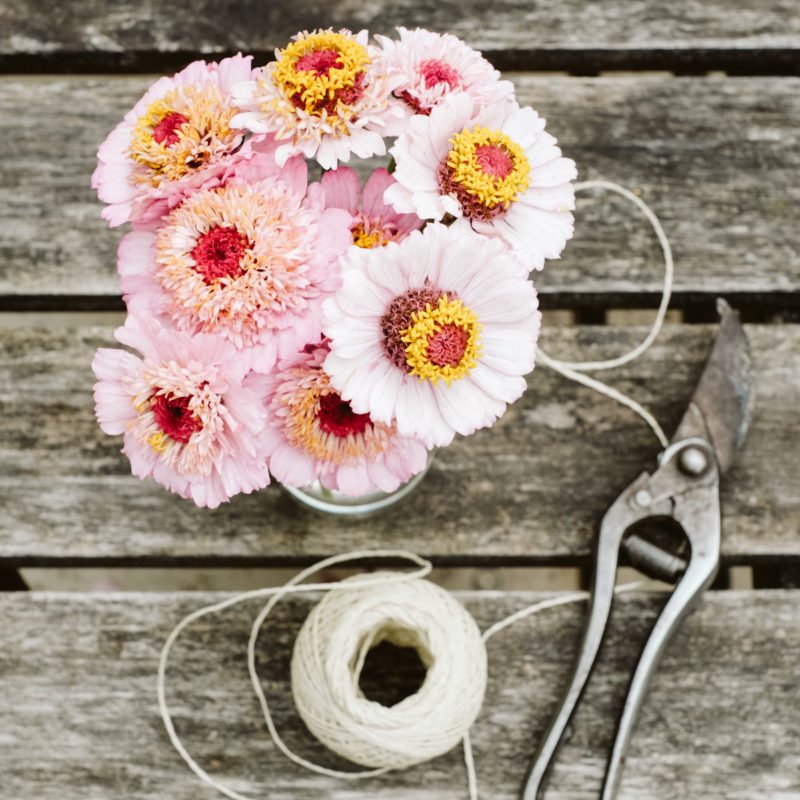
[523,299,754,799]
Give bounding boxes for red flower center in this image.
[151,393,202,444]
[474,144,515,178]
[437,159,509,222]
[380,287,447,371]
[296,48,343,76]
[317,392,372,438]
[426,323,470,367]
[291,71,367,113]
[419,58,460,90]
[152,111,189,146]
[190,226,252,284]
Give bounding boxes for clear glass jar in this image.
[282,455,433,517]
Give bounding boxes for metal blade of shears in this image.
[671,299,754,473]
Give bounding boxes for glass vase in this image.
[282,455,433,517]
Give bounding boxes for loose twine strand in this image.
[157,180,671,799]
[537,180,674,449]
[158,551,642,800]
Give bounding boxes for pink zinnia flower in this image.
[385,93,577,270]
[92,55,255,227]
[250,342,429,496]
[375,27,515,119]
[231,29,404,170]
[91,314,270,508]
[117,154,352,371]
[320,166,423,249]
[322,224,541,447]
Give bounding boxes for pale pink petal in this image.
[217,53,255,90]
[337,464,377,496]
[360,168,396,216]
[383,182,417,214]
[270,444,318,488]
[366,458,402,493]
[320,167,361,213]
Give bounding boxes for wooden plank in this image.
[1,0,799,73]
[2,75,799,312]
[1,322,797,566]
[1,590,798,798]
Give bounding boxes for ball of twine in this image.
[159,549,640,800]
[290,572,488,770]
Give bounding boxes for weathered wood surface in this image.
[2,75,799,312]
[1,0,798,73]
[2,590,798,799]
[2,323,797,566]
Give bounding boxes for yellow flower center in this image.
[129,85,238,186]
[400,296,481,385]
[352,223,388,249]
[445,127,530,209]
[284,384,324,456]
[273,30,370,118]
[147,431,169,453]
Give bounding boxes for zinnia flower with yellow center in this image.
[385,92,577,270]
[322,224,541,447]
[231,29,404,170]
[92,55,255,227]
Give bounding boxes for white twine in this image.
[158,553,642,800]
[538,180,675,449]
[157,550,433,800]
[157,181,672,798]
[290,574,487,770]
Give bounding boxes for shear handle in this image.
[602,458,720,798]
[521,470,661,800]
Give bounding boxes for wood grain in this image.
[1,322,797,566]
[2,75,799,312]
[1,0,798,72]
[2,589,798,799]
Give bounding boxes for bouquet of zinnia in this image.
[91,27,577,508]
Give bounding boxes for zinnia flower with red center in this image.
[92,55,256,227]
[117,153,352,371]
[91,314,270,508]
[322,224,541,447]
[249,342,429,496]
[375,27,515,119]
[231,29,404,170]
[320,166,423,249]
[385,92,577,270]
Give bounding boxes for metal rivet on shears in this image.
[678,444,710,476]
